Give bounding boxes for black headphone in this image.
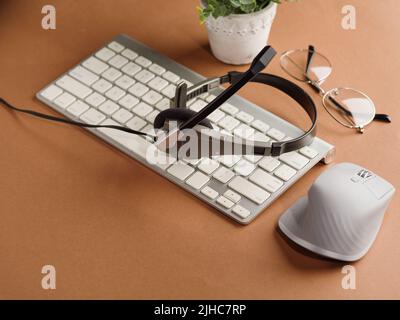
[0,46,317,158]
[153,46,317,158]
[154,71,317,158]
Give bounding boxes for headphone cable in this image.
[0,97,157,141]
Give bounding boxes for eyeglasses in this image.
[280,46,391,133]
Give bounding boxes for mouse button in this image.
[364,176,395,200]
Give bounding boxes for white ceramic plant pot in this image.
[204,2,277,65]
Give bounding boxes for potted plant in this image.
[198,0,294,65]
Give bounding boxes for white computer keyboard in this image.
[37,34,334,224]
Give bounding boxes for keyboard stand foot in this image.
[322,147,336,164]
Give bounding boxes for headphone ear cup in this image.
[153,108,213,130]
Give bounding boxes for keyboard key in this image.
[102,67,122,82]
[98,100,119,115]
[167,161,195,181]
[216,196,234,209]
[219,115,240,131]
[95,47,115,62]
[251,119,270,133]
[234,123,254,138]
[155,98,170,111]
[135,69,155,84]
[244,133,268,163]
[82,57,108,75]
[141,124,156,137]
[118,94,139,110]
[234,159,256,176]
[85,92,106,107]
[132,102,153,117]
[150,149,177,170]
[267,128,285,141]
[161,84,177,99]
[213,167,235,183]
[121,48,138,60]
[244,154,263,164]
[221,103,238,115]
[251,131,270,143]
[207,110,225,123]
[128,82,149,97]
[198,158,219,175]
[112,108,133,124]
[279,151,309,170]
[54,92,76,109]
[216,155,241,168]
[56,75,92,99]
[80,108,106,125]
[66,100,90,117]
[162,70,180,83]
[115,75,135,90]
[135,56,152,67]
[105,86,125,101]
[201,186,219,200]
[108,41,124,53]
[183,158,202,166]
[148,76,169,91]
[249,169,283,193]
[206,95,216,103]
[274,164,297,181]
[146,110,159,123]
[236,111,254,124]
[190,100,207,112]
[300,146,319,159]
[232,205,250,219]
[92,78,112,93]
[121,62,142,77]
[142,90,163,105]
[98,119,151,158]
[186,171,210,190]
[70,66,99,86]
[149,63,166,75]
[223,190,241,203]
[109,54,129,69]
[40,85,62,101]
[126,116,147,131]
[258,157,280,172]
[229,176,270,205]
[199,93,209,99]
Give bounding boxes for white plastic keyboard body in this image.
[37,34,334,224]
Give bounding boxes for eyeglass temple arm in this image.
[305,45,315,76]
[374,114,391,122]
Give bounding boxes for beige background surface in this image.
[0,0,399,299]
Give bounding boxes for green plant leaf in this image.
[198,0,297,22]
[229,0,241,8]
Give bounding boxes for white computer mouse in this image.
[279,162,395,261]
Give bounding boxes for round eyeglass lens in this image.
[322,87,376,129]
[280,49,332,83]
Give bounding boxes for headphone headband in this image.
[172,72,317,157]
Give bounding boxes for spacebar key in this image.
[228,177,270,205]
